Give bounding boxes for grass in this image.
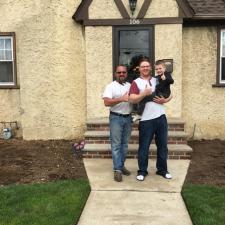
[182,184,225,225]
[0,179,90,225]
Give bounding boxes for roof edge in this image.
[194,14,225,19]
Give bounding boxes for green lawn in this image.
[182,184,225,225]
[0,179,90,225]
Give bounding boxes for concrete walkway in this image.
[78,159,193,225]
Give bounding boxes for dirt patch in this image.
[186,139,225,187]
[0,139,87,186]
[0,139,224,187]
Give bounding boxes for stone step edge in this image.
[83,143,193,152]
[84,130,188,138]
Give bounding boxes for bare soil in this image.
[0,138,224,187]
[185,139,225,187]
[0,139,87,186]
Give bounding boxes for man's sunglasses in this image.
[116,71,127,74]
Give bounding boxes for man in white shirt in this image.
[129,58,172,181]
[102,65,133,182]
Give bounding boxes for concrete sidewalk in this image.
[78,159,193,225]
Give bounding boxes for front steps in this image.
[83,117,192,159]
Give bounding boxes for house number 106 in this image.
[130,19,140,25]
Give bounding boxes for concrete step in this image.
[83,117,192,160]
[86,117,185,131]
[82,143,193,160]
[85,130,187,138]
[84,130,188,144]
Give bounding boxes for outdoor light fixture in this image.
[129,0,137,15]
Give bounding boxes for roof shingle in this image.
[186,0,225,15]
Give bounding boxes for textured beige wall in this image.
[89,0,178,19]
[89,0,122,19]
[145,0,179,18]
[183,27,225,140]
[85,26,112,119]
[0,0,86,140]
[155,24,183,118]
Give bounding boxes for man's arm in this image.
[129,92,149,104]
[153,94,172,104]
[129,82,152,104]
[103,92,129,107]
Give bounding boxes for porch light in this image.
[129,0,137,15]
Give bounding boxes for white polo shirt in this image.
[102,81,132,114]
[130,77,165,121]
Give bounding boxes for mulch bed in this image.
[185,139,225,187]
[0,139,87,186]
[0,138,224,187]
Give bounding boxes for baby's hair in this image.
[155,60,166,67]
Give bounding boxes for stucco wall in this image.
[89,0,122,19]
[0,0,86,140]
[85,26,112,119]
[145,0,179,18]
[155,24,183,118]
[89,0,178,19]
[183,27,225,139]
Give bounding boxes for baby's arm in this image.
[140,92,156,104]
[164,73,174,84]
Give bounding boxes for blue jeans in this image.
[138,115,168,176]
[109,114,132,171]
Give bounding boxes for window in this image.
[220,29,225,83]
[113,26,154,83]
[0,32,17,88]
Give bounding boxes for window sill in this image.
[212,83,225,88]
[0,85,20,89]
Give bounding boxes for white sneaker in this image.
[164,173,172,179]
[136,174,145,181]
[132,114,141,123]
[156,171,172,179]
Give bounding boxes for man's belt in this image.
[110,111,131,118]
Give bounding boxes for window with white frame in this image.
[220,29,225,83]
[0,33,17,87]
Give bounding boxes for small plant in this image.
[72,140,85,158]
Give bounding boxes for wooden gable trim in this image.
[73,0,225,25]
[73,0,197,25]
[175,0,194,18]
[83,18,183,26]
[72,0,92,22]
[137,0,152,19]
[114,0,130,19]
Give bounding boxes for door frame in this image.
[112,25,155,76]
